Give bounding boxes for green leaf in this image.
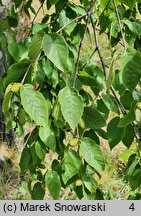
[58,86,84,129]
[31,182,45,200]
[111,22,120,38]
[123,19,141,36]
[102,93,120,114]
[2,91,13,116]
[78,71,100,87]
[69,3,86,15]
[120,90,134,110]
[82,165,97,192]
[121,48,141,91]
[8,43,28,61]
[129,168,141,190]
[62,150,82,184]
[120,0,136,10]
[30,144,40,166]
[59,10,76,35]
[49,0,59,5]
[20,84,49,127]
[4,59,30,88]
[80,137,105,173]
[84,129,100,145]
[113,70,126,95]
[19,147,31,172]
[92,99,109,120]
[83,107,106,129]
[8,42,19,61]
[43,33,68,72]
[39,126,56,151]
[106,57,115,91]
[107,117,125,149]
[29,31,44,60]
[35,141,46,160]
[45,171,61,199]
[118,101,136,127]
[122,124,135,148]
[125,154,138,178]
[43,59,58,88]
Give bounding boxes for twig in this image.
[73,0,97,88]
[31,2,44,26]
[90,15,107,80]
[73,16,90,88]
[90,10,141,145]
[21,50,42,84]
[21,63,32,85]
[56,14,87,34]
[99,0,111,20]
[72,0,97,143]
[113,0,127,49]
[81,47,97,70]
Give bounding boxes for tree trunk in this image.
[0,1,13,145]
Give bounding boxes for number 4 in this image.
[129,203,135,211]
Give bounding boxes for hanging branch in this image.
[71,0,97,144]
[73,0,97,88]
[90,14,127,114]
[90,13,141,143]
[90,15,107,80]
[113,0,127,50]
[31,2,44,26]
[73,16,90,88]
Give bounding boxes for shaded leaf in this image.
[45,170,61,199]
[80,137,105,173]
[102,93,120,114]
[29,31,44,60]
[122,124,135,148]
[39,126,56,151]
[62,150,82,184]
[83,107,106,129]
[118,101,136,127]
[20,147,31,172]
[107,117,125,149]
[82,165,97,192]
[31,182,45,200]
[2,91,13,116]
[121,48,141,91]
[35,141,46,160]
[4,59,30,88]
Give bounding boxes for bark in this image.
[0,1,13,145]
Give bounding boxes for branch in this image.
[73,16,90,88]
[21,50,42,84]
[31,2,44,26]
[90,15,107,80]
[73,0,97,88]
[56,14,87,34]
[113,0,127,49]
[90,12,141,143]
[81,48,97,70]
